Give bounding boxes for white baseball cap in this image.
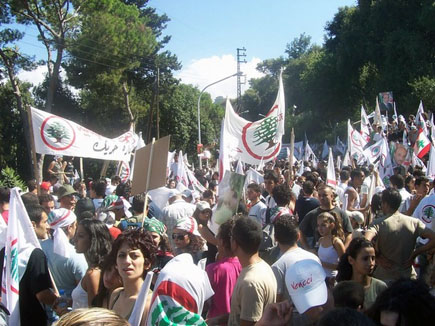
[285,259,327,314]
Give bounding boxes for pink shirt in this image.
[1,210,8,224]
[206,256,242,318]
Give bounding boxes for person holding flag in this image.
[1,190,59,325]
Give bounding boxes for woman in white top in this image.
[317,212,345,278]
[72,219,113,309]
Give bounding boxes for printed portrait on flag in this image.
[391,142,411,170]
[213,172,246,225]
[378,91,394,114]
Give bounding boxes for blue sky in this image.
[149,0,356,66]
[11,0,357,98]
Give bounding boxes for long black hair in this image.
[336,237,374,282]
[79,219,113,268]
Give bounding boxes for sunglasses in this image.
[172,233,186,240]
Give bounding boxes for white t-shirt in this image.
[271,247,320,301]
[248,201,267,226]
[412,194,435,244]
[399,188,412,212]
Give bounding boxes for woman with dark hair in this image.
[109,228,157,322]
[172,217,205,264]
[72,219,113,309]
[336,238,387,310]
[367,279,435,325]
[91,252,122,309]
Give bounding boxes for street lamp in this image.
[197,72,241,169]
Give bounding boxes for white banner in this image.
[31,107,138,161]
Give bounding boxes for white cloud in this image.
[17,65,48,87]
[12,55,265,100]
[176,55,264,100]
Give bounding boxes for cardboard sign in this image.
[131,136,170,195]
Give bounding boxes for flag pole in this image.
[80,157,84,181]
[142,138,155,228]
[287,128,295,185]
[27,107,40,195]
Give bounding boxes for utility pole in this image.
[156,66,160,139]
[236,47,246,112]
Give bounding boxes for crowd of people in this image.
[1,151,435,326]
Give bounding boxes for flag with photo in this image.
[379,138,394,186]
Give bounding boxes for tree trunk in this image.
[122,81,135,132]
[0,51,35,181]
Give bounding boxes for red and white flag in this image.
[414,128,431,159]
[1,188,42,325]
[176,150,189,186]
[146,254,214,326]
[222,71,285,165]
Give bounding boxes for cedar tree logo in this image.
[241,105,282,160]
[41,115,76,151]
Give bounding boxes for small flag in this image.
[414,129,431,159]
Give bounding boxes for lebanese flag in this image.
[326,148,337,187]
[146,254,214,326]
[414,129,431,159]
[1,188,42,325]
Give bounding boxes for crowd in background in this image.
[0,151,435,326]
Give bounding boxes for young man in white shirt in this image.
[247,183,267,226]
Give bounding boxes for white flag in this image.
[2,188,42,325]
[236,160,244,175]
[361,106,371,142]
[326,148,336,187]
[342,151,351,167]
[176,150,189,187]
[362,139,383,165]
[374,97,382,127]
[304,142,317,162]
[218,119,231,183]
[425,146,435,179]
[348,120,367,162]
[393,103,398,125]
[245,168,264,186]
[222,72,285,165]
